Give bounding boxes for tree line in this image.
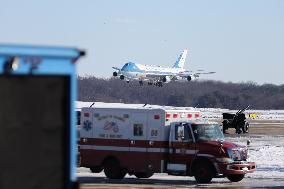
[78,76,284,110]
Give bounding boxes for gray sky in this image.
[1,0,284,85]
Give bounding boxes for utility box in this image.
[0,44,85,189]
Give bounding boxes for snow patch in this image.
[227,135,284,179]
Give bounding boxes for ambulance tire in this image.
[227,174,245,182]
[193,160,214,183]
[104,159,127,179]
[134,172,154,178]
[90,166,103,173]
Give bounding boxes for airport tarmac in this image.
[227,119,284,135]
[78,120,284,189]
[78,170,284,189]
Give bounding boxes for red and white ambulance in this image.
[79,104,256,183]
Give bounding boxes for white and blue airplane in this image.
[112,49,215,86]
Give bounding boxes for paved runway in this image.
[78,170,284,189]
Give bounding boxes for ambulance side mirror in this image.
[177,125,185,141]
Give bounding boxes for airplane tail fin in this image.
[172,49,188,69]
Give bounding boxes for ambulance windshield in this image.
[192,124,224,141]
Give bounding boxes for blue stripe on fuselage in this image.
[121,62,182,75]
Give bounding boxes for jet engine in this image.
[187,76,192,81]
[113,72,118,77]
[120,75,125,80]
[162,76,171,83]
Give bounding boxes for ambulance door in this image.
[146,110,162,172]
[129,112,148,171]
[167,123,195,173]
[80,109,94,139]
[79,109,94,150]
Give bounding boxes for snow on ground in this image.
[226,135,284,179]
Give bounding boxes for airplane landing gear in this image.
[154,82,163,87]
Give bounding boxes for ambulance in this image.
[79,103,256,183]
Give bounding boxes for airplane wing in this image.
[145,73,172,77]
[145,70,215,81]
[192,71,215,78]
[143,73,177,83]
[178,71,215,78]
[194,71,216,75]
[146,71,194,78]
[112,66,121,71]
[176,71,192,77]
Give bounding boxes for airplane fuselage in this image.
[119,62,184,81]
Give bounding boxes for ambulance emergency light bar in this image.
[0,44,85,189]
[165,113,200,119]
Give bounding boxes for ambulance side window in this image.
[151,129,158,137]
[133,124,143,136]
[175,124,192,142]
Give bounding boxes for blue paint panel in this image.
[0,44,82,59]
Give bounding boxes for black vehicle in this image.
[222,105,250,134]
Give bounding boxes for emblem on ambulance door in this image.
[104,121,119,133]
[83,120,92,131]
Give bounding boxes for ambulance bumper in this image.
[218,161,256,175]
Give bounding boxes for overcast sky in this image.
[1,0,284,85]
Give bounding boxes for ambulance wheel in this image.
[90,166,103,173]
[227,174,245,182]
[104,159,127,179]
[193,161,214,183]
[134,172,153,178]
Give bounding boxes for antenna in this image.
[90,102,95,107]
